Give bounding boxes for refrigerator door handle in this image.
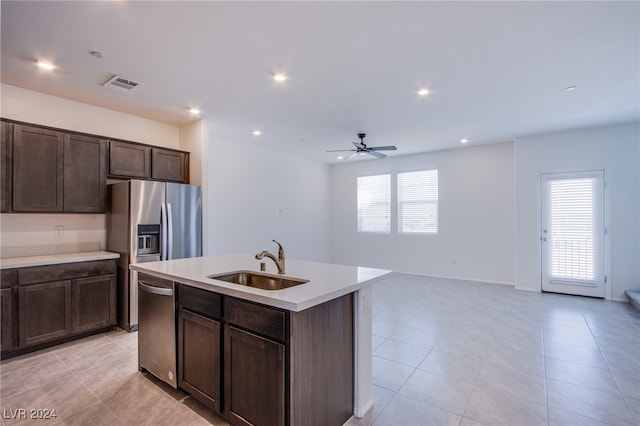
[161,203,168,260]
[167,203,174,260]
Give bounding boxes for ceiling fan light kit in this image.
[327,133,397,160]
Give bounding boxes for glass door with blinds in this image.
[540,170,606,298]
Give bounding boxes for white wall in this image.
[330,142,516,285]
[514,122,640,301]
[0,84,181,256]
[204,126,332,264]
[1,84,180,148]
[178,119,206,186]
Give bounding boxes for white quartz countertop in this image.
[0,251,120,269]
[130,254,391,312]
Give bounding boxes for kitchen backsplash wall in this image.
[0,214,106,258]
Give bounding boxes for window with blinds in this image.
[548,178,595,280]
[398,169,438,233]
[542,170,605,285]
[357,174,390,233]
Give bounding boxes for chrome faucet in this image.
[255,240,285,274]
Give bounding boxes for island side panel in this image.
[354,286,374,417]
[289,293,354,426]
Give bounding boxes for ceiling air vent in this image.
[102,75,143,93]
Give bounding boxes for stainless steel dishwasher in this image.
[138,273,177,388]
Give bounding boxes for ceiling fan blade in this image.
[344,152,358,160]
[369,145,397,151]
[352,141,366,150]
[368,151,386,158]
[327,149,357,153]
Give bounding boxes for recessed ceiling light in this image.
[417,88,430,96]
[337,156,344,160]
[189,108,201,115]
[273,73,287,82]
[460,138,469,144]
[253,130,262,136]
[36,60,55,71]
[565,85,577,92]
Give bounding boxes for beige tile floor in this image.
[2,274,640,425]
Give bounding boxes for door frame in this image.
[539,169,610,299]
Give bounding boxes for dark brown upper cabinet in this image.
[12,124,64,212]
[64,134,107,213]
[9,124,108,213]
[108,140,151,179]
[152,148,188,183]
[1,119,191,213]
[1,121,13,213]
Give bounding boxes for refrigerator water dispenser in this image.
[137,224,160,255]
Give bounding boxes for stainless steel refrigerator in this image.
[107,180,202,331]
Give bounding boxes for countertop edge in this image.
[131,261,392,312]
[0,251,120,269]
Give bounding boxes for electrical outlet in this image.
[54,225,64,237]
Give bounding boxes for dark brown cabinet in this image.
[109,143,189,183]
[12,124,64,212]
[224,326,285,426]
[64,134,107,212]
[1,121,13,213]
[108,140,151,179]
[152,148,188,182]
[1,270,17,352]
[175,283,354,426]
[178,309,221,411]
[222,298,286,426]
[71,275,116,333]
[1,288,13,352]
[5,122,108,213]
[1,120,191,206]
[18,280,72,347]
[2,259,117,358]
[177,285,222,411]
[177,286,286,426]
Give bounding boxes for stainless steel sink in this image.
[208,270,309,290]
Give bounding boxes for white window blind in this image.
[397,169,438,233]
[545,174,603,282]
[357,174,390,233]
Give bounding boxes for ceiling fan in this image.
[327,133,397,159]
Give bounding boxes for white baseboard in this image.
[515,286,541,293]
[390,271,515,287]
[353,398,374,418]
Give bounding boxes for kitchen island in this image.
[130,254,391,426]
